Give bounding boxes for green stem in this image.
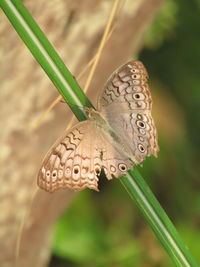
[0,0,198,266]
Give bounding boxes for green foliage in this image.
[178,223,200,263]
[145,0,178,49]
[53,189,142,266]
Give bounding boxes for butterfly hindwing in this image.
[38,121,131,192]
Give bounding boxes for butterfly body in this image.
[87,108,135,162]
[37,61,159,192]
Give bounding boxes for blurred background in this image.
[0,0,199,266]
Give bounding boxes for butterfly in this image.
[37,61,159,192]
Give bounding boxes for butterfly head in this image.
[84,106,93,118]
[84,107,108,126]
[84,107,100,120]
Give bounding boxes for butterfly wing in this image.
[38,121,131,193]
[98,60,159,164]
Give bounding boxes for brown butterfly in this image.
[37,61,159,192]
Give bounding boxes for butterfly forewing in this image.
[98,61,151,110]
[98,60,159,164]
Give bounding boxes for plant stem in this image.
[0,0,199,266]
